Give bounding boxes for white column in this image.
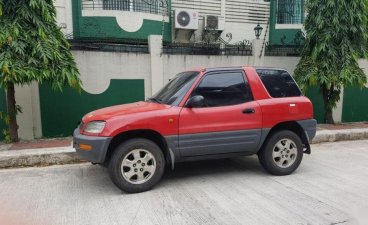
[30,82,43,138]
[13,82,43,140]
[251,39,264,66]
[15,85,34,140]
[148,35,164,96]
[332,87,344,123]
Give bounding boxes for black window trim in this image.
[186,69,254,108]
[256,68,303,98]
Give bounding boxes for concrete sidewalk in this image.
[1,127,368,169]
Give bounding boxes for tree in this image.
[295,0,368,124]
[0,0,81,141]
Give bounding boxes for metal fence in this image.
[163,43,252,56]
[69,40,149,53]
[265,45,303,57]
[82,0,169,16]
[68,39,253,56]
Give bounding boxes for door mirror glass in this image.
[185,95,205,108]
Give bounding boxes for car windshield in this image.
[149,71,199,106]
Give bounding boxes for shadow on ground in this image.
[84,155,266,195]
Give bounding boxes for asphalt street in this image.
[1,140,367,225]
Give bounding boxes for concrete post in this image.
[251,39,264,66]
[148,35,164,96]
[332,87,344,123]
[14,82,43,140]
[30,82,42,138]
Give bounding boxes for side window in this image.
[256,69,302,98]
[191,72,253,107]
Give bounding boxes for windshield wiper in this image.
[147,97,162,104]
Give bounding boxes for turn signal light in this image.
[79,144,92,151]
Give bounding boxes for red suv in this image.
[73,66,316,193]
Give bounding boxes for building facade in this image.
[55,0,270,44]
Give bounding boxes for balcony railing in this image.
[82,0,169,16]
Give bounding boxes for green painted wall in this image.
[269,0,304,45]
[39,79,145,137]
[0,88,6,140]
[342,87,368,122]
[72,0,172,42]
[305,86,325,123]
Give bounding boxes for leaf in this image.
[4,115,10,125]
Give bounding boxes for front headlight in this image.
[84,121,106,134]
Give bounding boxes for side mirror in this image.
[185,95,205,108]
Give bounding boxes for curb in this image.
[311,128,368,144]
[1,128,368,169]
[0,147,82,169]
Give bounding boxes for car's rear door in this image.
[178,70,262,157]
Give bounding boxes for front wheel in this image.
[108,138,165,193]
[258,130,303,176]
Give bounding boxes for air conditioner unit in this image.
[174,9,199,30]
[204,15,225,31]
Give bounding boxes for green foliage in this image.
[0,0,81,90]
[0,111,10,143]
[295,0,368,114]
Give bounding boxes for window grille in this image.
[276,0,304,24]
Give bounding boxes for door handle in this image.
[242,108,255,114]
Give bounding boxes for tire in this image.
[108,138,165,193]
[258,130,303,176]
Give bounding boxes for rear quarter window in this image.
[256,69,302,98]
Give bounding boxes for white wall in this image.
[74,50,252,95]
[73,51,152,97]
[263,56,301,74]
[54,0,73,37]
[163,54,251,81]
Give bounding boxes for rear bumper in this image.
[73,129,112,163]
[297,119,317,141]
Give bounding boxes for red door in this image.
[178,70,263,157]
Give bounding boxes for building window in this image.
[277,0,304,24]
[82,0,168,16]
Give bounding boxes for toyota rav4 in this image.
[73,66,317,193]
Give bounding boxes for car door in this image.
[178,70,262,157]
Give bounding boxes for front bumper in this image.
[73,129,112,163]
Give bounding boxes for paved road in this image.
[1,140,368,225]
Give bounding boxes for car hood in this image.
[82,101,171,123]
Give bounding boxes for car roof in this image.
[254,67,288,71]
[187,66,287,73]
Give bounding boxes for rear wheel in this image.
[258,130,303,175]
[108,138,165,193]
